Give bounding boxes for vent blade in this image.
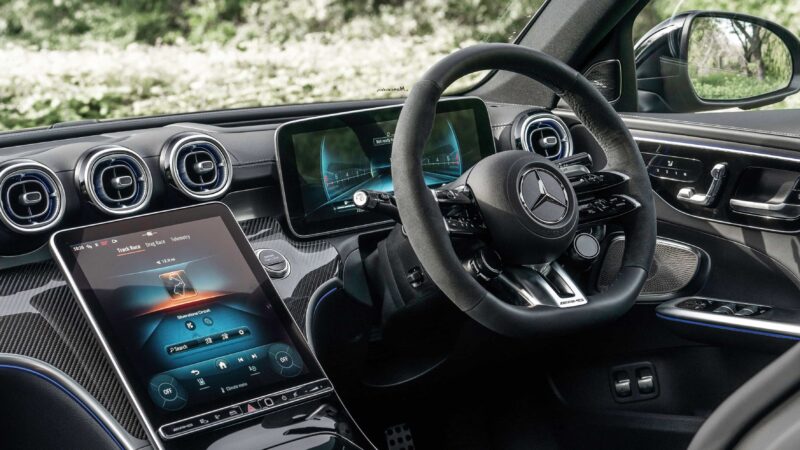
[80,147,152,215]
[162,134,231,201]
[0,162,64,233]
[515,113,573,161]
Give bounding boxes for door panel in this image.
[532,108,800,449]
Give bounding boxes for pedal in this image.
[385,423,415,450]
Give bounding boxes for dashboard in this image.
[0,97,577,259]
[0,97,586,447]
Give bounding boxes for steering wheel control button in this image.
[570,233,600,261]
[465,248,502,282]
[256,249,290,279]
[579,194,639,225]
[519,168,569,224]
[406,266,425,288]
[267,343,304,377]
[149,374,188,411]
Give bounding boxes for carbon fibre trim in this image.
[0,260,145,438]
[0,216,340,441]
[241,216,340,325]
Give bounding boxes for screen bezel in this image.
[275,96,496,238]
[49,203,325,446]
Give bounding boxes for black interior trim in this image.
[0,354,144,450]
[689,342,800,450]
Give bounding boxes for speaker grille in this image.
[598,237,701,296]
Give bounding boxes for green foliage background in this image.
[1,0,799,131]
[0,0,543,130]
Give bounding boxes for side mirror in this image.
[635,11,800,113]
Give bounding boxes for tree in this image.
[730,19,766,79]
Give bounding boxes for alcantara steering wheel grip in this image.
[390,43,656,338]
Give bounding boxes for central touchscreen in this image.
[50,204,325,442]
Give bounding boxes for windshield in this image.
[0,0,545,131]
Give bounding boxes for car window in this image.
[633,0,800,111]
[0,0,545,131]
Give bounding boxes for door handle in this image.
[677,163,727,206]
[729,199,800,220]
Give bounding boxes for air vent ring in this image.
[0,160,65,234]
[515,113,573,160]
[77,146,153,216]
[161,133,232,201]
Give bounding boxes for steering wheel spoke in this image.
[496,263,588,309]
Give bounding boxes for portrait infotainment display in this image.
[49,203,327,444]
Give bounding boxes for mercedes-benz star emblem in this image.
[519,168,569,224]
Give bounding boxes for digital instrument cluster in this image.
[276,98,496,237]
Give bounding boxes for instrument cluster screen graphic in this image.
[69,216,307,413]
[291,107,486,225]
[276,98,495,236]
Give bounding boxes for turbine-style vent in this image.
[516,113,573,160]
[0,161,65,233]
[80,147,152,215]
[162,134,231,201]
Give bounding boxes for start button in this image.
[256,249,290,279]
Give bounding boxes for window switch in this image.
[611,363,658,403]
[636,368,655,394]
[735,305,758,316]
[613,372,632,397]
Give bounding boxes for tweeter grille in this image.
[598,236,701,296]
[583,59,622,103]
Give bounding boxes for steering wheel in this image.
[391,44,656,338]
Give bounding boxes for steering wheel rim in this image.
[391,43,656,338]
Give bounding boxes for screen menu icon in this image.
[159,270,196,299]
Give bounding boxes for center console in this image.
[49,203,371,449]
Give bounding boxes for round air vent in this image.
[514,113,573,160]
[0,161,65,234]
[77,146,152,215]
[161,133,232,201]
